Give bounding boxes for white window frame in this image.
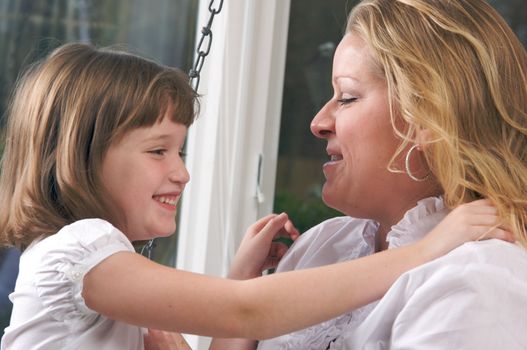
[176,1,291,348]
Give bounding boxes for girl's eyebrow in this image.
[140,134,174,145]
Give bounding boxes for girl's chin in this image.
[151,227,176,239]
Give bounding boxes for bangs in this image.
[114,68,198,139]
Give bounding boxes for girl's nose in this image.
[169,156,190,185]
[310,101,335,139]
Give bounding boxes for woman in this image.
[214,0,527,349]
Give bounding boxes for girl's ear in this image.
[415,128,434,150]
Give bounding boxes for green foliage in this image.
[273,190,341,234]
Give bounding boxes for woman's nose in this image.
[310,101,335,139]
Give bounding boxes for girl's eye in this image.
[149,149,167,156]
[336,97,357,106]
[178,150,187,159]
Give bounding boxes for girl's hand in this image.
[144,329,191,350]
[420,199,514,259]
[228,213,300,280]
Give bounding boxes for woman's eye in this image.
[178,150,187,159]
[336,97,357,106]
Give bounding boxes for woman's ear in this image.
[415,128,434,150]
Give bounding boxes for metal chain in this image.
[189,0,224,92]
[142,0,223,261]
[140,239,156,260]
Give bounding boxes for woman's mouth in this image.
[323,153,343,179]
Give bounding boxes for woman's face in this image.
[311,32,425,225]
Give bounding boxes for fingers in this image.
[271,218,300,247]
[257,213,289,243]
[476,226,515,243]
[248,213,299,243]
[144,329,191,350]
[284,219,300,240]
[247,214,281,236]
[454,200,497,216]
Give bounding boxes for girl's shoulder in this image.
[26,218,133,256]
[15,219,135,323]
[20,218,135,284]
[59,218,132,248]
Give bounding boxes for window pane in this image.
[274,0,353,234]
[0,0,197,124]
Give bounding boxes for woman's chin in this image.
[321,189,344,213]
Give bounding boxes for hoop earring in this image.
[405,144,430,182]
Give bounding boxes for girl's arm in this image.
[83,200,511,340]
[208,214,299,350]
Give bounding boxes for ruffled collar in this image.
[386,196,449,249]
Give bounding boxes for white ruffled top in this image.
[257,196,449,350]
[2,219,145,350]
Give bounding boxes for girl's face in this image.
[101,103,189,241]
[310,32,426,226]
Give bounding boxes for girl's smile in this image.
[153,192,182,210]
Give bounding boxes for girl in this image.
[0,43,510,349]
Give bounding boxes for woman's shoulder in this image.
[275,216,377,272]
[343,241,527,349]
[390,240,527,305]
[432,239,527,280]
[302,216,375,238]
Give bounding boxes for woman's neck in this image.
[374,225,390,252]
[373,196,425,251]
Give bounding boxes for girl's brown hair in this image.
[0,43,198,250]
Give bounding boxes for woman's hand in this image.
[144,329,191,350]
[420,199,514,259]
[228,213,300,280]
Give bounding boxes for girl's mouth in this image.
[152,194,180,209]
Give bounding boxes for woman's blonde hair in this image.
[0,43,198,250]
[347,0,527,245]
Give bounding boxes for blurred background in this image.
[1,0,526,341]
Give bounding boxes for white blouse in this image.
[1,219,145,350]
[340,239,527,350]
[258,197,527,349]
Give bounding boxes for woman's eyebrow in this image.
[333,75,361,84]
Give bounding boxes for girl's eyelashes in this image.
[148,149,167,156]
[146,148,186,158]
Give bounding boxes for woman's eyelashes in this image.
[336,96,358,106]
